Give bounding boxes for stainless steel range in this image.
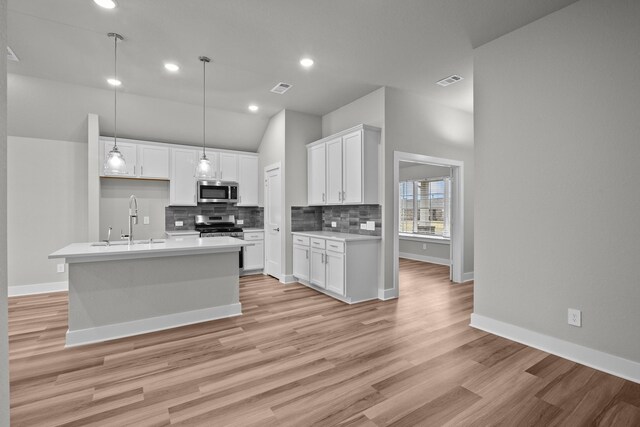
[195,215,244,238]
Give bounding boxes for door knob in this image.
[273,227,280,232]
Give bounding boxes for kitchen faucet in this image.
[121,195,138,242]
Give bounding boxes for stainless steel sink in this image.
[90,239,165,247]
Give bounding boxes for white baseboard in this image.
[463,271,474,282]
[66,303,242,347]
[378,288,398,301]
[9,281,68,297]
[470,313,640,384]
[399,252,449,266]
[280,274,297,285]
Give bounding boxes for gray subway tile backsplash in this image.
[291,205,381,236]
[166,205,264,231]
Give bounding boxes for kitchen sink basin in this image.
[90,239,165,247]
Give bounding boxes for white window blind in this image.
[399,177,450,238]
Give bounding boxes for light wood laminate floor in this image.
[9,259,640,426]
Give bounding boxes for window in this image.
[399,177,450,238]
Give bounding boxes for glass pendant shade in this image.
[194,152,213,179]
[104,144,127,175]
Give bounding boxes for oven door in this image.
[197,181,237,203]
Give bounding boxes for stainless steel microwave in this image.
[197,181,239,203]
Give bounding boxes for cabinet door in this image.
[325,251,345,295]
[292,244,310,282]
[220,152,238,182]
[244,241,264,270]
[342,130,363,204]
[325,137,343,204]
[169,148,198,206]
[138,144,170,179]
[102,140,137,176]
[238,155,259,206]
[309,248,326,288]
[307,143,326,205]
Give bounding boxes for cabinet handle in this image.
[134,165,136,175]
[322,193,325,202]
[306,250,309,260]
[239,195,242,203]
[342,191,345,201]
[141,165,144,176]
[338,190,341,201]
[329,244,338,249]
[321,253,325,264]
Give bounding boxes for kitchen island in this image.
[49,237,249,347]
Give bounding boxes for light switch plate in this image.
[143,216,150,225]
[360,223,367,230]
[175,220,184,227]
[57,264,65,273]
[331,221,337,228]
[237,219,244,225]
[366,221,375,231]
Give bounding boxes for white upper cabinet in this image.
[307,143,326,205]
[306,124,380,206]
[237,155,259,206]
[169,147,199,206]
[219,152,238,182]
[326,137,343,204]
[138,144,170,179]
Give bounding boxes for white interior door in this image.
[264,165,282,279]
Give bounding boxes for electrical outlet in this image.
[331,221,337,228]
[143,216,150,225]
[423,243,427,250]
[568,308,582,327]
[360,223,367,230]
[175,220,184,227]
[237,219,244,225]
[366,221,375,231]
[57,264,65,273]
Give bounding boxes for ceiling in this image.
[7,0,578,128]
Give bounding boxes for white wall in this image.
[399,163,451,263]
[322,87,385,136]
[474,0,640,363]
[8,74,267,151]
[0,0,10,421]
[99,179,169,241]
[8,136,88,289]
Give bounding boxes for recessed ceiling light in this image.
[94,0,117,9]
[164,63,179,72]
[248,105,259,112]
[107,78,121,86]
[300,58,314,68]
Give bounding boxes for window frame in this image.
[398,176,451,241]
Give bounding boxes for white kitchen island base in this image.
[49,237,248,347]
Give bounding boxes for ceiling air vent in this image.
[436,74,463,87]
[270,82,292,94]
[7,46,19,62]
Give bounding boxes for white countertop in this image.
[291,231,381,242]
[242,228,264,232]
[49,236,249,263]
[165,230,200,236]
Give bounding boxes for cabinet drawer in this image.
[310,238,325,249]
[293,235,310,246]
[244,232,264,241]
[326,241,345,253]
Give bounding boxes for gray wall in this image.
[284,111,322,276]
[8,136,88,289]
[257,110,285,207]
[1,0,10,421]
[99,179,169,241]
[399,162,451,263]
[8,74,267,151]
[474,0,640,362]
[385,88,474,289]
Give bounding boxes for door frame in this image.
[393,151,465,291]
[263,162,284,281]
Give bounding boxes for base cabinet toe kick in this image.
[291,232,381,304]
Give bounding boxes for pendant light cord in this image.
[202,58,206,157]
[113,34,118,150]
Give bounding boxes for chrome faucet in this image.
[104,226,112,246]
[121,195,138,242]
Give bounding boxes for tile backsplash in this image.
[291,205,381,236]
[166,205,263,231]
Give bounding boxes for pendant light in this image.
[103,32,127,175]
[194,56,214,179]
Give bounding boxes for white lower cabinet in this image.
[291,232,380,303]
[292,244,310,282]
[243,231,264,271]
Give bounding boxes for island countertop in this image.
[49,236,249,264]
